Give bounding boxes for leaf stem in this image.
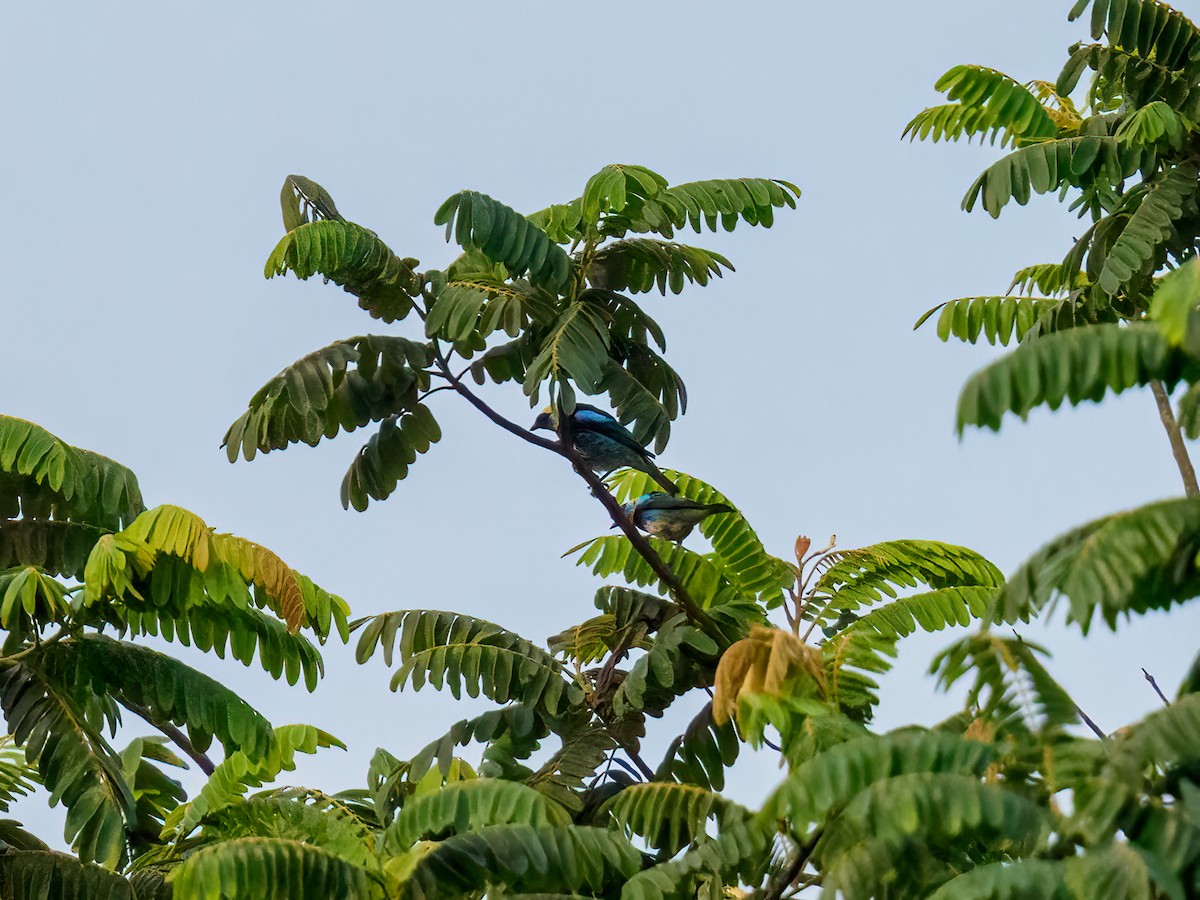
[1141,667,1170,707]
[121,700,216,776]
[1150,380,1199,498]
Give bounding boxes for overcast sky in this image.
[4,1,1199,844]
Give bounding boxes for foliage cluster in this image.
[3,1,1200,896]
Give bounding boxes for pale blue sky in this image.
[4,1,1198,843]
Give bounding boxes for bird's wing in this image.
[639,494,707,511]
[578,414,652,456]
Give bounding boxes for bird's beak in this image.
[609,522,620,529]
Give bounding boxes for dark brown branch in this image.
[763,829,823,900]
[1075,704,1107,741]
[1150,380,1199,498]
[1142,667,1171,707]
[121,700,215,776]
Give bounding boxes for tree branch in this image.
[121,700,215,776]
[424,335,720,643]
[1150,380,1199,498]
[1074,703,1107,741]
[1142,667,1171,707]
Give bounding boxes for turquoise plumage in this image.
[532,405,678,494]
[620,492,734,542]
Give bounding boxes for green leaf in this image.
[223,335,432,462]
[38,635,274,759]
[523,301,612,396]
[170,837,379,900]
[602,782,751,856]
[588,239,733,296]
[1071,0,1200,71]
[340,403,442,511]
[904,66,1061,147]
[962,136,1137,218]
[0,662,134,867]
[1001,497,1200,630]
[265,219,419,323]
[1150,257,1200,356]
[0,520,106,581]
[434,191,572,292]
[914,295,1082,346]
[1096,160,1200,295]
[395,824,640,898]
[0,848,136,899]
[354,610,583,716]
[383,779,568,855]
[956,323,1192,433]
[0,736,36,814]
[279,174,343,230]
[0,416,144,530]
[164,724,343,840]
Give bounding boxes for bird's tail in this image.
[705,503,736,515]
[643,461,679,495]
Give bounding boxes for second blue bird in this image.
[532,404,678,494]
[621,492,735,542]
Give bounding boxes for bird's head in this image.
[531,406,555,432]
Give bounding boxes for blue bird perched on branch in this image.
[531,404,678,494]
[619,492,735,542]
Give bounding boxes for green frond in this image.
[434,190,572,293]
[611,470,794,603]
[822,770,1049,851]
[581,164,670,225]
[0,521,106,581]
[1117,101,1187,148]
[611,612,724,717]
[382,779,568,855]
[265,218,420,323]
[0,848,135,900]
[759,731,993,826]
[0,662,133,867]
[1120,692,1200,771]
[526,199,585,244]
[279,174,343,230]
[113,583,327,690]
[962,136,1137,218]
[170,837,380,900]
[809,540,1004,625]
[0,736,36,814]
[602,782,751,855]
[1095,160,1199,295]
[0,416,144,531]
[603,338,687,453]
[956,322,1191,433]
[121,738,187,859]
[598,177,800,240]
[164,724,343,840]
[523,300,612,395]
[394,824,640,898]
[340,403,442,511]
[931,632,1080,732]
[654,702,740,792]
[571,535,736,609]
[914,295,1079,346]
[1059,41,1200,116]
[621,816,773,900]
[588,239,733,296]
[547,614,618,665]
[904,66,1059,146]
[1070,0,1200,74]
[525,720,615,811]
[1001,497,1200,630]
[929,844,1155,900]
[1008,262,1089,297]
[200,795,377,873]
[822,586,1004,720]
[1150,257,1200,354]
[354,610,583,715]
[0,567,72,631]
[38,635,273,758]
[222,335,432,462]
[84,505,347,638]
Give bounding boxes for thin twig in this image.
[1074,704,1107,741]
[121,700,216,775]
[1142,667,1171,707]
[1150,379,1199,498]
[763,829,823,900]
[625,748,656,781]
